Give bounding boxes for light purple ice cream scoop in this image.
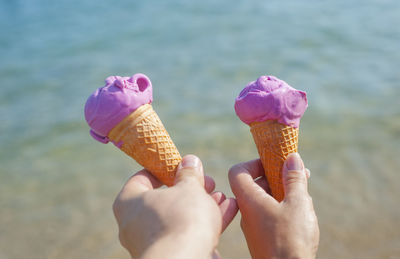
[234,75,307,128]
[84,73,153,144]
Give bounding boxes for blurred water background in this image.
[1,0,399,258]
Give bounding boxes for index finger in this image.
[236,159,265,179]
[113,169,163,223]
[228,159,277,207]
[119,169,163,199]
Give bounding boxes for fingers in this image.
[235,159,265,179]
[113,169,162,222]
[218,198,238,233]
[130,169,163,189]
[210,191,238,232]
[282,153,309,202]
[254,176,271,194]
[212,250,221,259]
[211,191,226,204]
[205,175,216,193]
[229,159,277,207]
[118,169,162,199]
[174,155,205,187]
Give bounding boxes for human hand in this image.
[113,155,238,259]
[229,153,319,259]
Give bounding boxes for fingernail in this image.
[286,153,304,171]
[180,155,200,169]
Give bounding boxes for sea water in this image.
[1,0,399,258]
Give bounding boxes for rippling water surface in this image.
[1,0,399,258]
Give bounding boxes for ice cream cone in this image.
[108,104,181,186]
[250,120,299,201]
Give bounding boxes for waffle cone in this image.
[108,104,181,186]
[250,120,299,201]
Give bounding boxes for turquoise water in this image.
[1,1,400,258]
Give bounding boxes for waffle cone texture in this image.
[250,120,299,202]
[108,104,181,186]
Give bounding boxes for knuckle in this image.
[284,170,306,185]
[228,164,242,179]
[184,175,200,185]
[118,229,128,248]
[240,218,245,230]
[301,195,312,204]
[112,198,120,218]
[291,193,312,206]
[178,167,198,177]
[228,165,237,176]
[176,173,202,187]
[307,195,315,208]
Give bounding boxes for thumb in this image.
[283,153,308,201]
[174,155,205,187]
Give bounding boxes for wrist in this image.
[140,226,215,259]
[270,245,315,259]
